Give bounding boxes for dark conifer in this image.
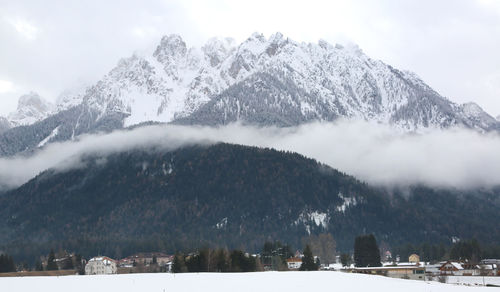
[354,234,381,267]
[172,253,186,273]
[46,249,58,271]
[299,245,318,271]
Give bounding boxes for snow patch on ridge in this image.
[294,210,329,234]
[216,217,228,230]
[37,126,60,148]
[336,192,358,213]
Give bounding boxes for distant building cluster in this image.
[83,253,174,275]
[350,254,500,280]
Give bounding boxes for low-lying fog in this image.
[1,120,500,190]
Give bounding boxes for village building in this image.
[85,256,117,275]
[352,265,425,280]
[384,251,392,262]
[479,259,500,276]
[424,263,442,276]
[408,254,420,263]
[439,261,481,276]
[439,261,463,276]
[286,257,302,270]
[118,252,173,268]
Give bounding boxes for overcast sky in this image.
[0,0,499,117]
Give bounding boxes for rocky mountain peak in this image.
[17,92,50,111]
[8,92,54,127]
[202,37,236,67]
[154,34,187,63]
[460,102,498,130]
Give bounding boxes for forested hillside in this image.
[0,143,499,261]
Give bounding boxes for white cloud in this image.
[8,18,39,40]
[0,80,14,93]
[2,122,500,191]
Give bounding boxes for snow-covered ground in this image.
[1,271,488,292]
[444,276,500,286]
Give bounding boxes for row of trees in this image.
[261,241,294,270]
[393,239,500,263]
[350,234,500,268]
[33,249,84,274]
[171,239,324,273]
[172,248,258,273]
[0,254,16,273]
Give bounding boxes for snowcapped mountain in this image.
[1,32,499,157]
[7,92,55,127]
[459,102,499,131]
[70,32,498,131]
[78,34,237,127]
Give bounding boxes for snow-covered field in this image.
[445,276,500,286]
[2,271,489,292]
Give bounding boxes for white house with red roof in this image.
[85,256,117,275]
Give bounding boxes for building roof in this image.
[121,252,172,261]
[440,261,464,270]
[354,266,424,271]
[286,257,302,263]
[88,256,116,265]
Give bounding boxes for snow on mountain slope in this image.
[7,92,55,127]
[5,32,499,137]
[176,33,499,131]
[56,83,90,111]
[80,34,237,127]
[74,32,497,131]
[460,102,499,131]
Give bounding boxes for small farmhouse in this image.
[85,256,117,275]
[480,259,500,276]
[439,261,481,276]
[439,261,463,276]
[286,257,302,270]
[408,254,420,263]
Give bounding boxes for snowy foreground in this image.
[1,271,490,292]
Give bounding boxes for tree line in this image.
[0,254,16,273]
[346,234,500,268]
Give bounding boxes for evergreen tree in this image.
[0,254,16,273]
[74,254,84,275]
[354,234,381,267]
[46,249,58,271]
[215,249,229,272]
[172,253,186,273]
[299,245,318,271]
[229,250,256,272]
[62,256,74,270]
[450,239,482,262]
[35,260,44,271]
[340,253,351,267]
